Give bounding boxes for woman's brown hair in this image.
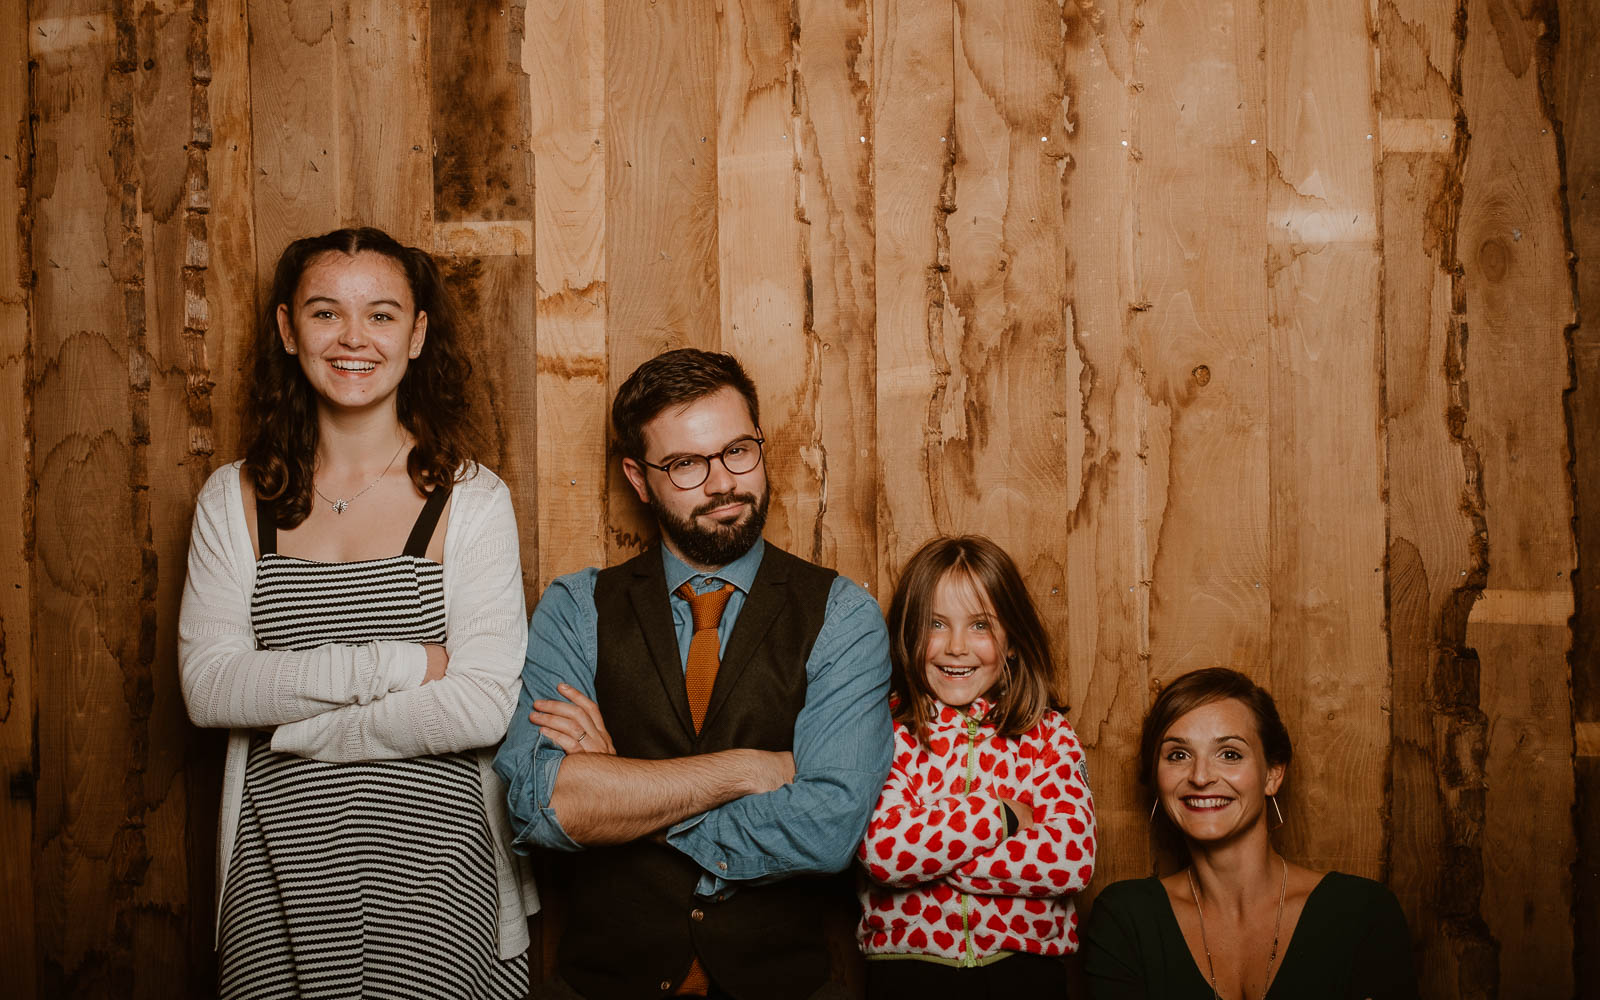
[243,227,481,526]
[1137,667,1293,791]
[886,536,1059,745]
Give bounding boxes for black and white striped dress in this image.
[218,489,527,999]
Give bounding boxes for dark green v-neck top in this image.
[1082,873,1419,1000]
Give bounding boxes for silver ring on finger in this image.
[576,731,589,744]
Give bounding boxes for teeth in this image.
[937,665,977,677]
[1185,797,1230,808]
[332,360,377,372]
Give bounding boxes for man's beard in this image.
[646,484,770,568]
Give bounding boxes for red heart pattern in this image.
[855,707,1096,962]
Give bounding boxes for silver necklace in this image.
[313,439,407,515]
[1186,854,1288,1000]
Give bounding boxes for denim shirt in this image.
[493,541,894,897]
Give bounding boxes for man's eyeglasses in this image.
[639,436,765,490]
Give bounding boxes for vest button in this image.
[717,861,728,870]
[691,908,705,921]
[659,980,672,992]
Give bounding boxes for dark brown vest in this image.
[557,544,843,1000]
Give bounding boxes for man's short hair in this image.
[611,348,762,461]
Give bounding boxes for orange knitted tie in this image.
[675,580,735,734]
[672,580,735,996]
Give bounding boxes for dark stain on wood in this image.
[431,1,530,222]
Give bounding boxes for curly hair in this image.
[242,227,480,526]
[886,535,1059,746]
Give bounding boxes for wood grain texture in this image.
[2,2,1591,996]
[942,0,1071,631]
[603,0,720,560]
[1557,0,1600,993]
[1263,0,1387,877]
[0,0,35,993]
[526,0,607,586]
[871,0,952,580]
[30,4,189,994]
[1458,0,1576,992]
[248,0,341,263]
[1135,0,1271,682]
[791,0,876,588]
[716,0,811,558]
[1377,1,1494,996]
[1056,0,1149,893]
[430,0,538,600]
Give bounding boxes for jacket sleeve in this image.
[944,715,1096,898]
[179,467,428,730]
[856,724,1011,888]
[270,473,529,760]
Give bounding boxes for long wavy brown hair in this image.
[242,227,481,526]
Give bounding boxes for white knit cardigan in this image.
[178,461,539,958]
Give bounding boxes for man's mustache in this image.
[692,492,760,518]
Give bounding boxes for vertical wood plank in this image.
[1377,1,1492,996]
[792,0,876,588]
[1057,0,1149,890]
[248,0,340,261]
[604,0,719,560]
[204,0,257,465]
[250,0,432,262]
[716,0,810,558]
[872,0,952,582]
[1557,0,1600,993]
[1263,0,1387,876]
[30,4,161,994]
[1135,0,1271,681]
[1458,0,1576,992]
[526,0,607,586]
[341,0,431,244]
[430,0,538,600]
[186,0,255,985]
[132,5,219,995]
[0,0,35,993]
[940,0,1071,632]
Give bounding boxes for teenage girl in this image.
[856,535,1096,994]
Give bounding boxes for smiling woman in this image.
[1082,669,1418,1000]
[176,228,538,998]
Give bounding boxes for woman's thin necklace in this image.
[314,439,407,515]
[1186,854,1288,1000]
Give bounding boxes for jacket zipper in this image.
[959,712,982,966]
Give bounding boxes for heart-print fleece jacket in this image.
[855,697,1095,965]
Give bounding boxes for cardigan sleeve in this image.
[269,469,529,760]
[944,713,1096,898]
[179,465,428,730]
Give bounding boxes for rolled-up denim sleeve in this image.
[666,576,893,894]
[492,568,599,853]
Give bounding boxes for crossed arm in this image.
[494,572,893,882]
[178,466,528,760]
[859,716,1096,897]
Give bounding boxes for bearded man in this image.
[495,349,893,1000]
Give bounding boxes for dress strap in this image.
[403,484,453,558]
[255,494,277,555]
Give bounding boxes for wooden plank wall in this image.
[1,1,1588,997]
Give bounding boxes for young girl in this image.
[857,535,1096,993]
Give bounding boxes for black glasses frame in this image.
[639,435,766,490]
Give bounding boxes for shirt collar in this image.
[661,537,765,597]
